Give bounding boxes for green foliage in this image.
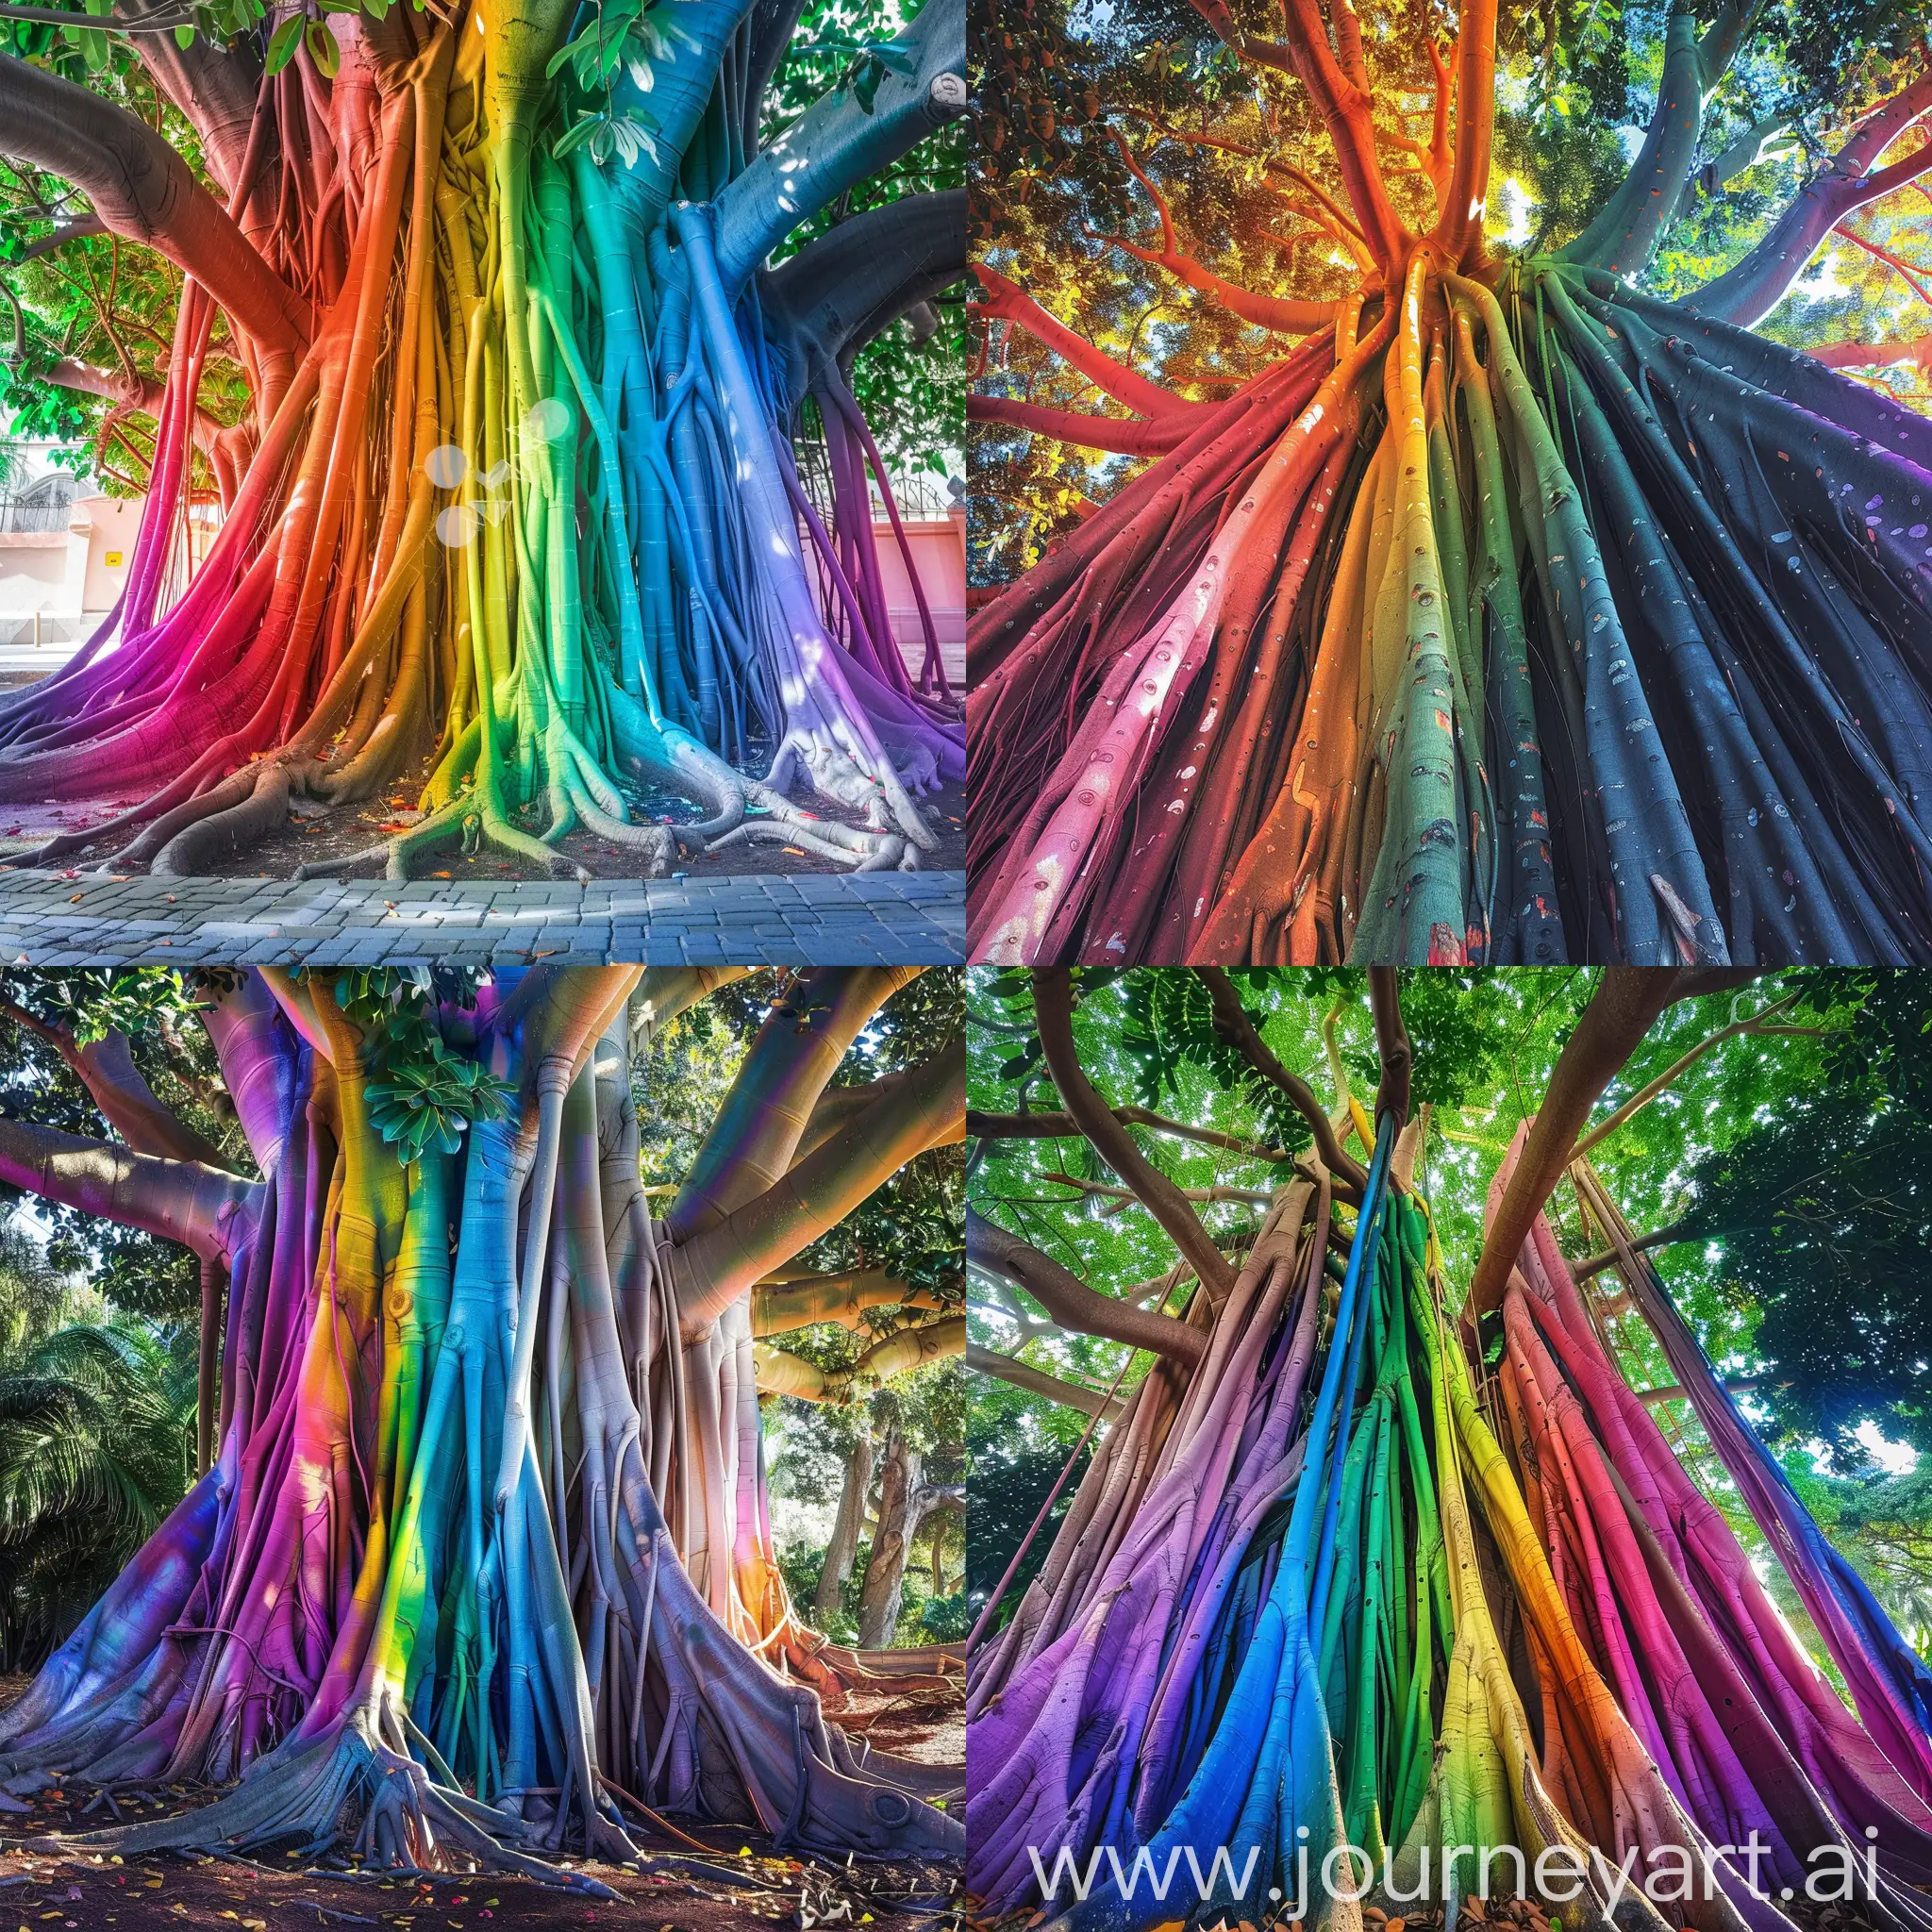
[366,1036,515,1161]
[918,1590,969,1639]
[792,25,919,114]
[772,0,964,473]
[546,0,685,166]
[1672,971,1932,1458]
[966,1378,1091,1630]
[298,966,511,1162]
[0,1316,196,1669]
[0,973,244,1316]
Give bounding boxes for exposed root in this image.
[707,820,916,870]
[23,1727,625,1892]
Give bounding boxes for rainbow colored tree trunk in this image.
[968,0,1932,964]
[965,977,1932,1932]
[0,0,964,877]
[0,965,964,1874]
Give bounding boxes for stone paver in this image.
[0,871,964,966]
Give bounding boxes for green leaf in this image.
[264,12,302,75]
[552,115,600,160]
[305,15,340,76]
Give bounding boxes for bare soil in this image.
[0,757,966,882]
[0,1677,965,1932]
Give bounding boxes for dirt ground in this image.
[0,756,966,882]
[0,1680,966,1932]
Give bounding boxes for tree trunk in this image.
[857,1427,921,1648]
[194,1255,224,1478]
[968,1,1932,966]
[966,973,1932,1926]
[0,0,966,879]
[0,966,963,1873]
[816,1434,875,1618]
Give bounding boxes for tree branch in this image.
[754,1315,964,1402]
[0,52,309,354]
[1808,334,1932,375]
[1691,65,1932,325]
[1369,967,1410,1129]
[1559,5,1709,276]
[674,1042,963,1328]
[1434,0,1496,265]
[968,1206,1206,1363]
[761,188,964,397]
[968,391,1197,456]
[0,1115,259,1258]
[974,262,1188,417]
[1239,0,1409,273]
[45,356,225,458]
[1034,971,1234,1304]
[712,0,965,287]
[1466,967,1695,1323]
[1199,967,1368,1189]
[1098,129,1332,333]
[751,1268,942,1335]
[965,1340,1128,1418]
[1570,992,1810,1160]
[968,1105,1287,1161]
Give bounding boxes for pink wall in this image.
[872,509,966,684]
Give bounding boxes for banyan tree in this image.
[964,966,1932,1929]
[0,0,964,876]
[0,964,965,1875]
[967,0,1932,964]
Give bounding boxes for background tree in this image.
[969,0,1932,965]
[0,963,964,1877]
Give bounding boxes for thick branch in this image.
[128,0,262,199]
[0,1001,233,1167]
[1466,967,1690,1322]
[968,1106,1286,1161]
[751,1269,942,1335]
[968,392,1193,455]
[1199,968,1367,1189]
[1559,7,1709,276]
[1239,0,1409,272]
[1809,335,1932,374]
[1034,972,1234,1304]
[754,1315,965,1402]
[45,357,225,458]
[1369,967,1410,1129]
[965,1341,1127,1419]
[968,1207,1205,1364]
[1435,0,1496,264]
[674,1043,962,1328]
[974,263,1188,418]
[713,0,965,287]
[1692,66,1932,325]
[762,189,964,396]
[0,1114,258,1258]
[0,52,309,353]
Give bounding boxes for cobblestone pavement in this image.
[0,871,965,965]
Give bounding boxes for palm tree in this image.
[0,1320,197,1671]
